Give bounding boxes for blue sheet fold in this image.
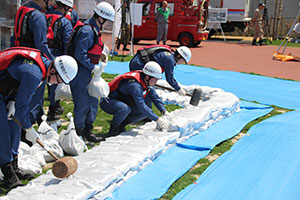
[108,102,272,200]
[173,111,300,200]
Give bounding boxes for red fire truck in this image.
[133,0,209,47]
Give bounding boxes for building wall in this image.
[209,0,300,20]
[250,0,300,20]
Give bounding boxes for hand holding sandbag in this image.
[6,101,15,120]
[162,110,170,117]
[156,117,170,131]
[25,127,39,144]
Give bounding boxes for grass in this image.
[265,39,300,48]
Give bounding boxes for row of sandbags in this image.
[1,81,240,200]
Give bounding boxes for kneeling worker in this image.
[0,47,78,188]
[129,45,192,96]
[100,61,170,137]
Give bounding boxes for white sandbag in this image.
[18,141,32,156]
[17,142,46,174]
[38,115,59,141]
[88,63,110,98]
[35,139,64,162]
[18,154,42,175]
[55,83,72,101]
[59,113,87,156]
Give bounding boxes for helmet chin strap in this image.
[97,17,108,30]
[63,5,70,12]
[144,75,152,88]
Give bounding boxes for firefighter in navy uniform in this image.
[46,0,73,121]
[130,45,192,97]
[11,0,56,145]
[48,0,79,27]
[67,2,115,143]
[100,61,170,137]
[11,0,54,60]
[0,47,78,189]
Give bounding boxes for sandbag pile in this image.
[8,114,87,180]
[1,81,239,200]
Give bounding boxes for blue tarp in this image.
[108,102,272,200]
[173,111,300,200]
[105,61,300,109]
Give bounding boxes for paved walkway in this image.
[102,33,300,81]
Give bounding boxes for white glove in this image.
[100,52,108,63]
[156,117,170,131]
[177,88,186,96]
[6,101,15,120]
[162,110,170,117]
[25,127,39,144]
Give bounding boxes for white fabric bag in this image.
[36,116,64,162]
[55,83,72,101]
[59,112,87,156]
[88,62,110,98]
[38,115,59,141]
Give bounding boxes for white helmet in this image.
[177,46,192,63]
[142,61,162,79]
[54,55,78,84]
[94,2,115,22]
[56,0,73,8]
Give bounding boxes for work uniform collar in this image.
[86,17,100,32]
[27,1,42,11]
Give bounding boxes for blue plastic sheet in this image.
[105,61,300,109]
[173,111,300,200]
[108,102,272,200]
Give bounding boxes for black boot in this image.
[84,124,103,142]
[54,101,64,115]
[76,127,102,143]
[106,123,120,138]
[259,40,263,46]
[252,39,257,46]
[119,120,129,133]
[0,162,24,189]
[47,105,60,121]
[12,155,34,180]
[119,123,126,133]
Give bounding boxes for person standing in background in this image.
[252,3,265,46]
[291,18,300,43]
[155,1,169,45]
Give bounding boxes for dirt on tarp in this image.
[102,33,300,81]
